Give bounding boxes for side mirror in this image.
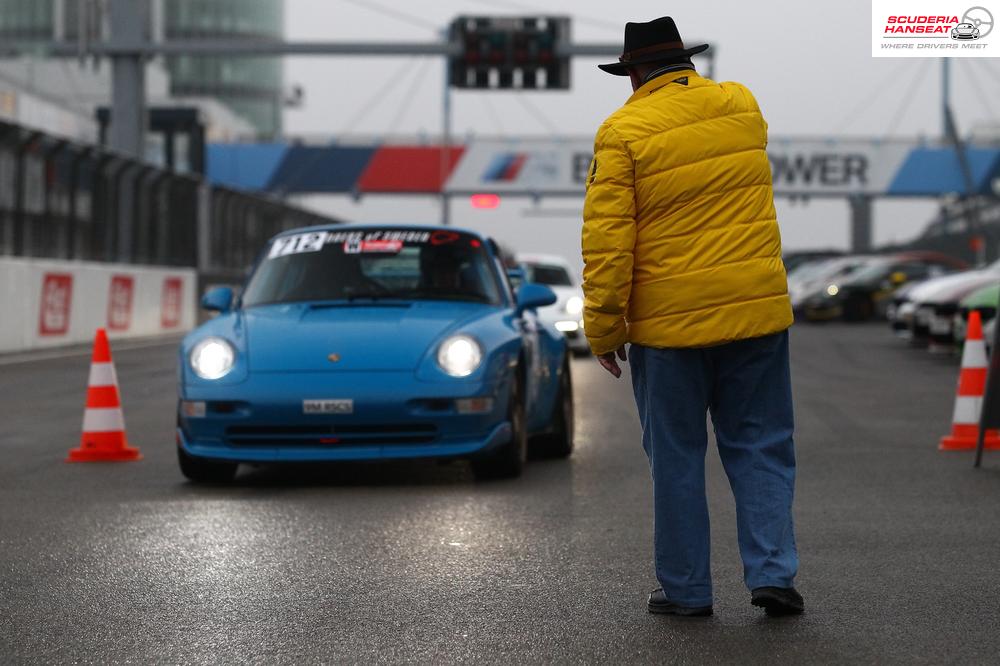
[516,283,557,314]
[889,271,908,285]
[201,286,234,313]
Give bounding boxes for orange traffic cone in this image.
[67,329,142,462]
[940,310,1000,451]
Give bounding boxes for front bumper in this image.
[178,370,513,463]
[927,303,959,347]
[177,422,511,463]
[801,299,842,321]
[911,305,933,344]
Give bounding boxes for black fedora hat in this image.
[598,17,709,76]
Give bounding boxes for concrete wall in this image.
[0,258,196,353]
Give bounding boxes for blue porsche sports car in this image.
[177,224,574,482]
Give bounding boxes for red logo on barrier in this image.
[39,273,73,336]
[161,277,183,329]
[107,275,134,331]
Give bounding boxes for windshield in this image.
[788,258,837,282]
[525,263,573,287]
[841,259,892,285]
[242,228,503,307]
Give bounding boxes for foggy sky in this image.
[281,0,998,270]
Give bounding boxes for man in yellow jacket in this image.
[582,17,802,618]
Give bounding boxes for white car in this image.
[952,23,980,39]
[517,254,589,355]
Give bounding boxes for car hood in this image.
[961,283,1000,309]
[906,271,974,301]
[915,270,999,304]
[243,301,494,372]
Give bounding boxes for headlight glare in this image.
[565,296,584,315]
[190,337,235,380]
[437,335,483,377]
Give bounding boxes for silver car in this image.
[517,254,589,355]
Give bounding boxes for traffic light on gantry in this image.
[449,16,571,90]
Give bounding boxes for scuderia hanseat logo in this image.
[873,2,995,56]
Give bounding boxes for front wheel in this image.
[178,446,238,484]
[472,373,527,480]
[533,359,574,458]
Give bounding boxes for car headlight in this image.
[565,296,583,316]
[826,284,840,296]
[437,335,483,377]
[189,337,235,380]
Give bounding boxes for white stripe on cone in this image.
[82,408,125,433]
[952,396,982,425]
[87,362,118,387]
[961,340,988,370]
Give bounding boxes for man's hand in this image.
[597,346,628,378]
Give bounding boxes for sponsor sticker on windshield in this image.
[344,239,404,254]
[267,229,475,260]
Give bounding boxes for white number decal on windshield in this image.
[267,232,329,259]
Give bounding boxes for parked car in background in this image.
[516,254,589,355]
[783,249,845,274]
[800,252,967,322]
[954,283,1000,346]
[908,262,1000,348]
[788,255,880,315]
[886,280,928,338]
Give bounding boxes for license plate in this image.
[303,399,353,415]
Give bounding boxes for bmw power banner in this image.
[873,0,997,56]
[444,139,594,195]
[444,139,933,197]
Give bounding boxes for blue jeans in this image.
[629,330,798,607]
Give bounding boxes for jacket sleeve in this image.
[581,123,636,356]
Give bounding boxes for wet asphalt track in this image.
[2,323,1000,664]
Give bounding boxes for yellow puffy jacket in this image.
[582,69,792,355]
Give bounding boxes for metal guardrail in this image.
[0,119,339,282]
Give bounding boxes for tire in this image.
[472,371,527,480]
[178,446,238,484]
[533,359,574,458]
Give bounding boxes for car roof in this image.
[516,253,574,268]
[889,250,968,268]
[269,222,489,243]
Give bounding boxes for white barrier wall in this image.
[0,258,197,353]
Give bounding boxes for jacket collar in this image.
[626,68,697,104]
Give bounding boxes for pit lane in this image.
[1,323,998,663]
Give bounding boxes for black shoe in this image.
[751,586,804,617]
[647,588,713,617]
